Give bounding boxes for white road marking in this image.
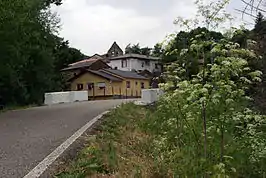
[23,110,110,178]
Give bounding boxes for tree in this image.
[0,0,83,107]
[231,29,250,48]
[125,43,152,55]
[152,43,164,57]
[163,27,224,77]
[255,12,265,33]
[54,39,86,71]
[125,43,141,54]
[140,47,152,56]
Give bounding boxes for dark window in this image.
[155,64,158,69]
[145,61,150,66]
[141,62,144,67]
[141,82,145,89]
[122,59,127,68]
[87,83,94,90]
[135,81,138,85]
[77,84,83,91]
[126,81,131,88]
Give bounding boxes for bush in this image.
[147,34,266,177]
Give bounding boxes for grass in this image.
[0,104,38,113]
[55,102,159,178]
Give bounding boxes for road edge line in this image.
[23,110,110,178]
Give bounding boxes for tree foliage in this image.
[155,39,265,176]
[147,0,266,176]
[125,43,154,56]
[0,0,85,107]
[152,43,164,57]
[153,26,266,178]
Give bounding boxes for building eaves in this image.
[102,69,149,80]
[108,53,160,61]
[88,70,122,82]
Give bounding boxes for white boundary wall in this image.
[44,91,88,105]
[69,91,88,102]
[141,89,163,104]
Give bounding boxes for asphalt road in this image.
[0,99,128,178]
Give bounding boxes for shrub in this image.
[149,34,266,177]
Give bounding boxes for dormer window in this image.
[145,61,150,66]
[121,59,127,68]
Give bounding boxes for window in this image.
[141,62,145,67]
[97,82,106,89]
[87,83,94,90]
[126,81,131,88]
[77,84,83,91]
[141,82,145,89]
[155,64,158,69]
[145,61,150,66]
[121,59,127,68]
[135,81,138,86]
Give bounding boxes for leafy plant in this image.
[148,0,266,176]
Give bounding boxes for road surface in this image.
[0,100,128,178]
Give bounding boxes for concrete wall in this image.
[131,59,161,73]
[109,60,129,71]
[69,91,88,102]
[44,91,88,105]
[141,88,164,104]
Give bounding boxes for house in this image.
[101,42,162,73]
[61,42,162,99]
[107,53,162,73]
[69,69,149,99]
[64,42,162,74]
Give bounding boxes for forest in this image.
[0,0,86,107]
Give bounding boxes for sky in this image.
[52,0,256,56]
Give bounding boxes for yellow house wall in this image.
[121,79,149,97]
[71,72,123,97]
[70,72,150,98]
[98,70,150,97]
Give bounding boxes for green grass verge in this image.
[55,102,158,178]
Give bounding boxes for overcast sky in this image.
[52,0,254,56]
